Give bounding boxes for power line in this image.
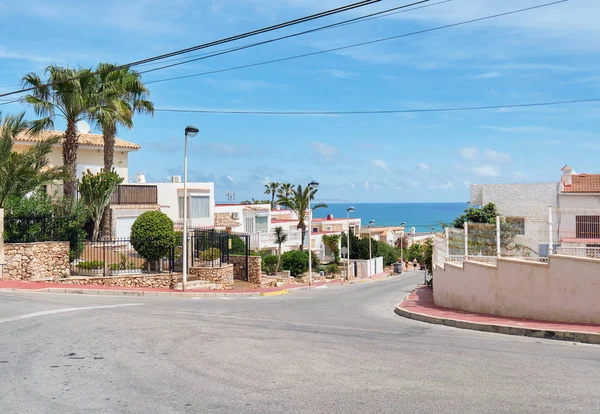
[144,0,566,86]
[153,97,600,115]
[0,0,382,99]
[137,0,440,73]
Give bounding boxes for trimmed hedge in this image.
[130,211,175,262]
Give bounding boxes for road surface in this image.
[1,271,599,413]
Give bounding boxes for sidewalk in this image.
[396,287,600,345]
[0,278,345,298]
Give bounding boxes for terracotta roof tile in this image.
[562,174,600,193]
[14,129,140,150]
[214,213,241,228]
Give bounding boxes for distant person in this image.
[412,258,418,271]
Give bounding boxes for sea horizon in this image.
[311,202,467,232]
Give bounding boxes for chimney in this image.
[171,175,181,183]
[561,165,574,186]
[137,172,146,184]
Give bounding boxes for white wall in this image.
[471,182,559,217]
[154,182,214,228]
[434,255,600,324]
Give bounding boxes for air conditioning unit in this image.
[231,212,239,220]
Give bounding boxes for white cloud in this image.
[513,171,527,179]
[320,69,356,79]
[429,181,454,190]
[418,163,430,171]
[372,159,391,172]
[312,142,338,159]
[459,147,479,161]
[471,72,500,79]
[226,175,234,182]
[473,165,501,177]
[484,149,511,163]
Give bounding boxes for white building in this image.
[153,180,215,229]
[469,165,600,256]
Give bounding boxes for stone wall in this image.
[189,264,234,289]
[230,255,262,284]
[3,242,70,281]
[53,274,176,289]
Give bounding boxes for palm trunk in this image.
[100,124,117,239]
[299,227,306,252]
[277,245,282,274]
[62,120,79,198]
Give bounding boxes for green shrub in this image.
[309,250,320,268]
[326,263,339,275]
[263,255,279,275]
[200,247,221,261]
[230,236,248,255]
[108,263,120,271]
[130,211,175,262]
[78,260,104,270]
[280,250,308,276]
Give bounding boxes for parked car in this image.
[419,263,426,270]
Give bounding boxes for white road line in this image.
[0,303,144,325]
[218,297,233,300]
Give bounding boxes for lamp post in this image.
[182,125,199,292]
[400,221,406,270]
[346,206,355,279]
[307,181,319,286]
[368,219,375,276]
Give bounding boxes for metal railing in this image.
[249,229,302,249]
[110,185,158,205]
[556,246,600,259]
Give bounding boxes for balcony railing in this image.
[249,230,302,249]
[110,185,158,205]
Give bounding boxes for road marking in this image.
[218,297,233,300]
[0,303,144,325]
[315,285,328,289]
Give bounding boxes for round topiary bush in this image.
[263,255,279,275]
[130,211,175,264]
[280,250,309,276]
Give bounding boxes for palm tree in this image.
[241,198,270,205]
[277,184,327,251]
[22,65,114,198]
[322,234,341,264]
[264,182,281,208]
[0,111,67,207]
[276,183,294,208]
[274,226,288,274]
[94,63,154,238]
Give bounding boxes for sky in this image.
[1,0,600,203]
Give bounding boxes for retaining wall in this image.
[3,242,70,281]
[434,255,600,325]
[53,274,176,289]
[189,264,234,289]
[230,255,262,284]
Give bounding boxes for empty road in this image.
[1,271,599,413]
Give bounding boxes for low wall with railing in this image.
[3,242,70,281]
[230,255,261,284]
[434,255,600,324]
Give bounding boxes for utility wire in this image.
[145,0,567,86]
[0,0,382,99]
[137,0,438,72]
[153,97,600,115]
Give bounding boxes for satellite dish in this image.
[76,120,91,134]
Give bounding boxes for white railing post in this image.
[464,221,469,259]
[496,215,501,257]
[548,206,553,257]
[445,227,450,255]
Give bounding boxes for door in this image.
[116,217,136,239]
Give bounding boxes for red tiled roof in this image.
[562,174,600,193]
[271,218,298,223]
[14,129,140,150]
[312,217,361,223]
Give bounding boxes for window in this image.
[313,227,318,233]
[576,216,600,239]
[506,217,525,236]
[178,195,210,219]
[255,216,268,233]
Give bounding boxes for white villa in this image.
[470,165,600,256]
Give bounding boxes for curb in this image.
[260,289,289,297]
[394,303,600,345]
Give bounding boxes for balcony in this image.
[249,230,302,250]
[110,185,158,205]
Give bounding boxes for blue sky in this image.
[1,0,599,203]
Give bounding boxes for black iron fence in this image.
[191,229,230,267]
[71,238,176,277]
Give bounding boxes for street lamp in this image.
[307,180,319,286]
[346,206,355,279]
[182,125,199,292]
[400,221,406,270]
[368,219,375,276]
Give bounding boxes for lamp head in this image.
[347,206,355,213]
[308,180,319,189]
[401,221,406,226]
[185,125,199,137]
[369,220,375,227]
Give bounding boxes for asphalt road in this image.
[1,271,599,413]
